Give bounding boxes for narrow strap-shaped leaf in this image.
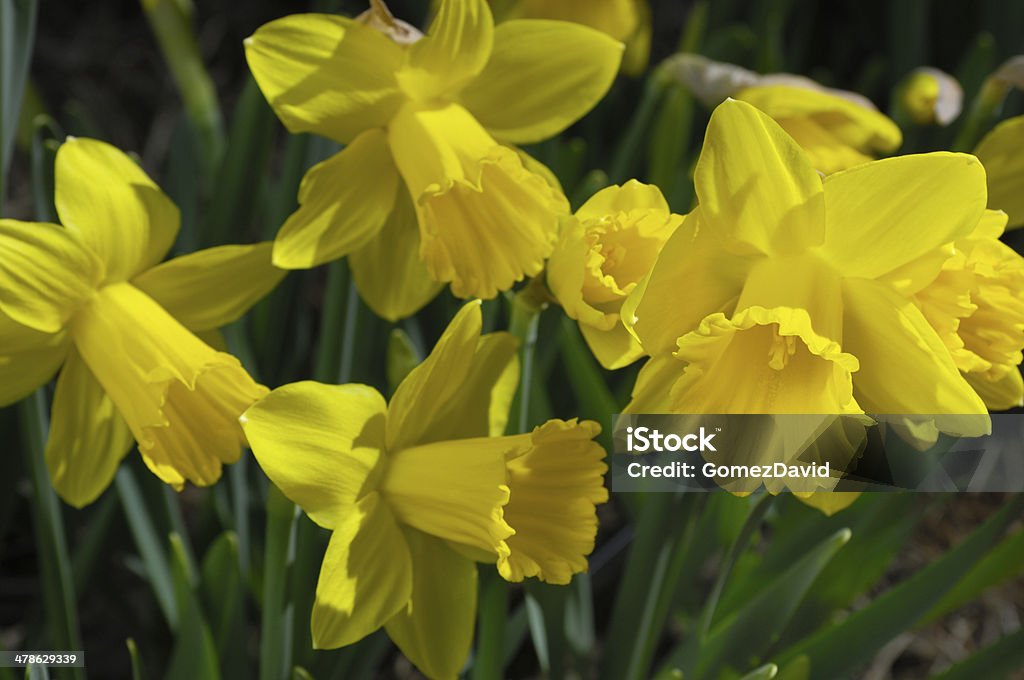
[775,496,1024,680]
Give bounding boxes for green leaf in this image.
[473,568,508,680]
[116,467,178,627]
[922,525,1024,624]
[770,495,922,647]
[202,74,274,247]
[126,638,145,680]
[525,580,569,678]
[601,494,698,680]
[166,533,221,680]
[931,625,1024,680]
[142,0,225,180]
[291,669,315,680]
[0,0,37,213]
[200,532,249,679]
[18,391,83,680]
[260,485,298,680]
[775,496,1024,680]
[740,664,778,680]
[661,528,851,680]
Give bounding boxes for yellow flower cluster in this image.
[3,0,1024,677]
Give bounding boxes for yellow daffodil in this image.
[898,67,962,126]
[625,100,992,438]
[0,137,284,507]
[246,0,623,318]
[240,301,606,678]
[909,210,1024,409]
[497,0,651,75]
[666,54,902,174]
[548,180,682,369]
[975,115,1024,229]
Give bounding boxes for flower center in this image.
[767,326,798,370]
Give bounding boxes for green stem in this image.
[261,485,298,680]
[19,390,84,680]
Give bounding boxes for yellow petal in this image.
[509,0,640,41]
[386,301,483,451]
[622,353,682,414]
[631,209,755,355]
[350,186,444,322]
[388,103,566,298]
[671,306,861,414]
[695,99,825,255]
[967,368,1023,411]
[273,129,398,269]
[133,242,285,332]
[737,84,902,163]
[54,137,179,281]
[245,14,405,143]
[385,529,476,680]
[45,347,134,508]
[842,277,989,436]
[70,283,267,489]
[458,19,622,144]
[547,216,611,330]
[580,321,646,370]
[820,153,987,279]
[499,419,607,584]
[775,116,873,175]
[575,179,669,221]
[551,181,683,368]
[399,0,493,101]
[0,314,69,406]
[382,435,514,560]
[240,381,386,530]
[421,331,520,442]
[975,115,1024,229]
[312,493,413,649]
[0,220,102,333]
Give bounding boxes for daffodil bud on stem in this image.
[507,276,552,434]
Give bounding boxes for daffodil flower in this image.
[0,137,285,507]
[499,0,651,75]
[548,180,682,369]
[626,99,992,439]
[246,0,624,318]
[240,302,607,678]
[666,54,902,174]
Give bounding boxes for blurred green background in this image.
[2,1,1024,679]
